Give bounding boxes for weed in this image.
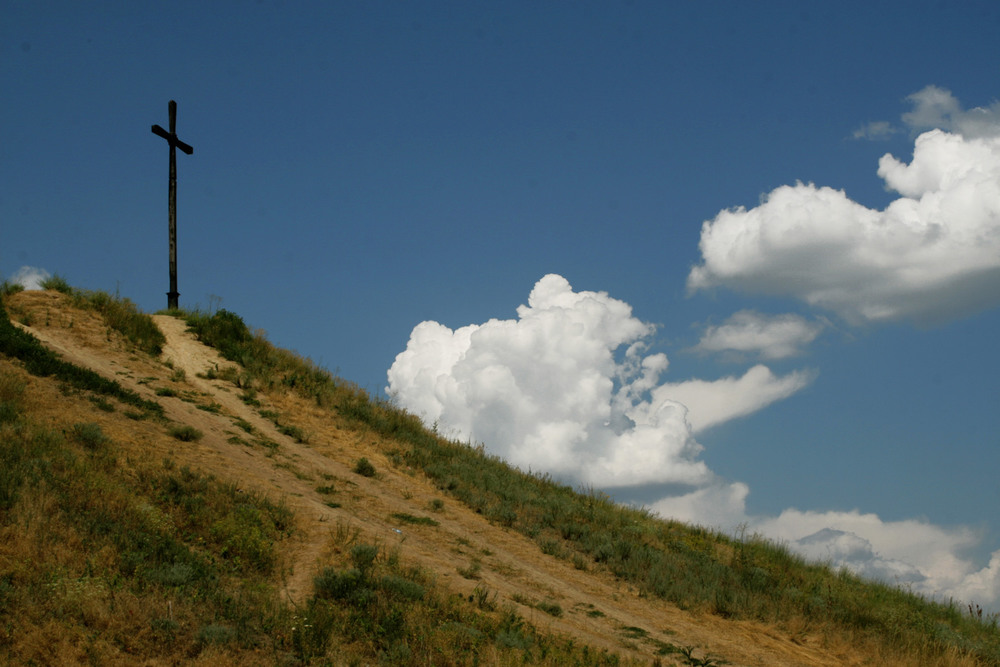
[537,600,563,617]
[168,425,203,442]
[679,645,720,666]
[353,457,376,478]
[471,584,498,611]
[233,418,254,433]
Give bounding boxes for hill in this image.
[1,285,997,666]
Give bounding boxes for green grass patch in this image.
[391,512,439,527]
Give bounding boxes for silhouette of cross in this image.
[151,100,193,310]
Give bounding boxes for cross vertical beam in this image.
[152,100,193,310]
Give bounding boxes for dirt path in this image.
[7,292,863,666]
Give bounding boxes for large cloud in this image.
[387,274,807,487]
[689,88,1000,325]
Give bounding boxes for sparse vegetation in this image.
[0,299,162,417]
[391,512,439,527]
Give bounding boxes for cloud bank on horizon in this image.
[387,86,1000,609]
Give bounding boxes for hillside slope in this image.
[2,289,995,666]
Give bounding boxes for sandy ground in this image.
[6,290,871,666]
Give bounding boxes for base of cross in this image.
[167,291,180,310]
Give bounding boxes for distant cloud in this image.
[692,310,824,360]
[653,482,1000,611]
[852,120,898,140]
[9,266,50,290]
[688,88,1000,325]
[387,274,807,487]
[903,85,1000,138]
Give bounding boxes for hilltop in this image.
[1,286,997,666]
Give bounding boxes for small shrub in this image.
[351,543,379,576]
[537,600,563,617]
[155,387,177,397]
[539,538,563,557]
[471,584,497,611]
[169,425,203,442]
[70,422,109,450]
[380,574,425,601]
[40,273,73,294]
[314,567,365,600]
[353,457,376,478]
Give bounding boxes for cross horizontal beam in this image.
[151,124,193,154]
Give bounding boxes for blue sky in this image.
[3,1,999,608]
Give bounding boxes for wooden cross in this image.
[151,100,194,310]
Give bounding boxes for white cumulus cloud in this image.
[387,274,807,487]
[692,310,824,360]
[688,88,1000,325]
[9,266,51,291]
